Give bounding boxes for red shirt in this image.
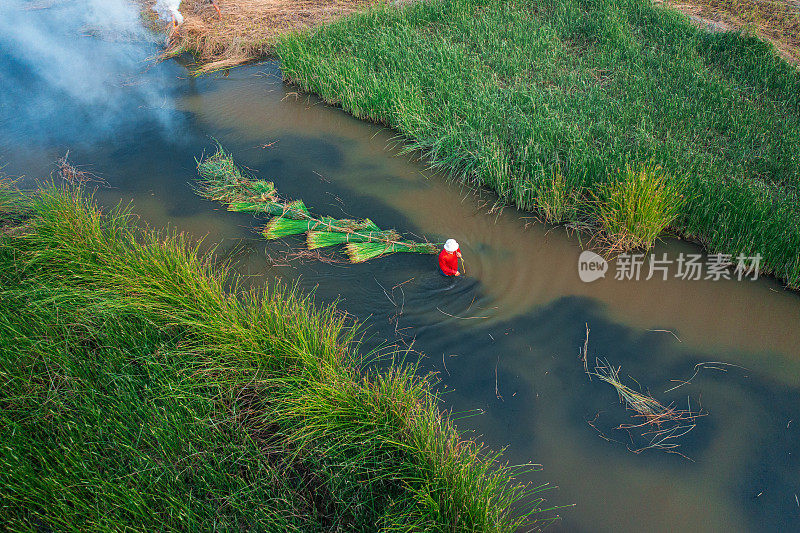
[438,249,460,276]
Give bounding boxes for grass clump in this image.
[532,171,581,225]
[277,0,800,286]
[594,163,686,251]
[0,183,551,530]
[307,228,397,249]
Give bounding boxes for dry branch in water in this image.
[580,323,590,378]
[663,361,749,393]
[56,152,105,186]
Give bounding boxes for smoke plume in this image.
[154,0,184,24]
[0,0,180,146]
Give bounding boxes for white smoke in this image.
[154,0,183,24]
[0,0,180,145]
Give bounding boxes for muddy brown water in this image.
[3,56,800,531]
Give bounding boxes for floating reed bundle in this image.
[591,358,704,456]
[196,147,439,263]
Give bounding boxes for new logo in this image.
[578,250,608,282]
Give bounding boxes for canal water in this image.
[2,7,800,531]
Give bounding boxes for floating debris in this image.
[196,147,439,263]
[589,358,705,457]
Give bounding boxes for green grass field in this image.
[277,0,800,286]
[0,183,549,531]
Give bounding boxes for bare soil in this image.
[147,1,799,73]
[655,0,800,64]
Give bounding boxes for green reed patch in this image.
[277,0,800,286]
[594,163,686,251]
[0,183,553,531]
[532,171,581,225]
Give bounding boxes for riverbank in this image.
[0,181,546,530]
[276,0,800,287]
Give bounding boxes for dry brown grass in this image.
[146,1,799,73]
[657,0,800,64]
[146,0,380,74]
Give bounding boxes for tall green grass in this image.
[0,184,551,531]
[594,163,686,251]
[0,178,25,218]
[277,0,800,285]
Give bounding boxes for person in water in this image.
[439,239,462,276]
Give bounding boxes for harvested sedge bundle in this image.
[308,228,399,249]
[346,241,439,263]
[230,200,309,219]
[196,147,440,263]
[263,217,333,239]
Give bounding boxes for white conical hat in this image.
[444,239,459,252]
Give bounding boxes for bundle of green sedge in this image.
[196,147,439,262]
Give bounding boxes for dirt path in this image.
[655,0,800,65]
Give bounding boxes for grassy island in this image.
[277,0,800,286]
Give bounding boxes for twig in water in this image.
[580,323,591,379]
[495,355,503,401]
[391,277,414,290]
[392,284,406,338]
[391,277,414,334]
[375,278,396,306]
[646,328,682,342]
[377,277,418,346]
[664,361,750,393]
[587,411,626,446]
[311,170,330,182]
[436,307,489,320]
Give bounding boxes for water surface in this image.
[2,34,800,532]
